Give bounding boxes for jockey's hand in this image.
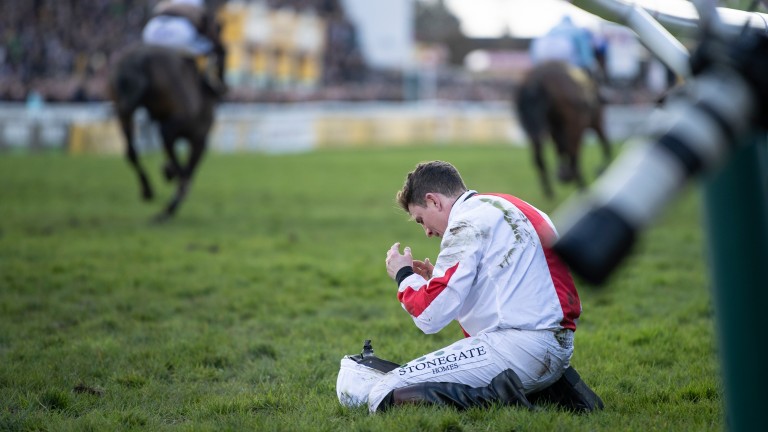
[413,258,434,279]
[386,242,413,280]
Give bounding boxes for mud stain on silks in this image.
[441,220,489,263]
[478,198,535,268]
[536,350,553,378]
[499,248,516,268]
[447,220,488,239]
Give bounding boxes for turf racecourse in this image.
[0,144,721,431]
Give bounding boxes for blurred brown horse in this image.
[514,60,612,199]
[107,44,224,221]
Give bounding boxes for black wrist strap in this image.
[395,266,414,286]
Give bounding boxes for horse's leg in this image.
[182,133,208,181]
[163,159,179,182]
[592,107,613,176]
[517,80,554,199]
[569,145,587,191]
[151,123,186,222]
[530,135,554,199]
[118,111,154,201]
[156,128,208,221]
[157,121,185,182]
[551,125,574,184]
[162,146,184,182]
[164,138,206,220]
[565,125,587,190]
[552,121,587,190]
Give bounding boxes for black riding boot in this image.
[526,366,604,413]
[377,369,533,412]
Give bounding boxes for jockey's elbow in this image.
[414,319,444,335]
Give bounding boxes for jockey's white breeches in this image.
[367,328,574,413]
[142,15,212,56]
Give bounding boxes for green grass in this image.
[0,144,721,431]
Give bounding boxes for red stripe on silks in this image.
[482,193,581,331]
[460,325,471,338]
[398,262,460,318]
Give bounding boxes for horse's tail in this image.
[514,77,550,140]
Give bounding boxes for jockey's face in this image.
[408,193,450,238]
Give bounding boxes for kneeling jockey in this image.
[142,0,227,96]
[353,161,604,413]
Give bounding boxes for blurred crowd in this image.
[0,0,520,104]
[0,0,156,102]
[226,69,514,103]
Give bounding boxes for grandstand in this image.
[0,0,525,103]
[0,0,658,153]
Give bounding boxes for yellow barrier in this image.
[314,114,514,149]
[66,108,518,154]
[68,120,124,155]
